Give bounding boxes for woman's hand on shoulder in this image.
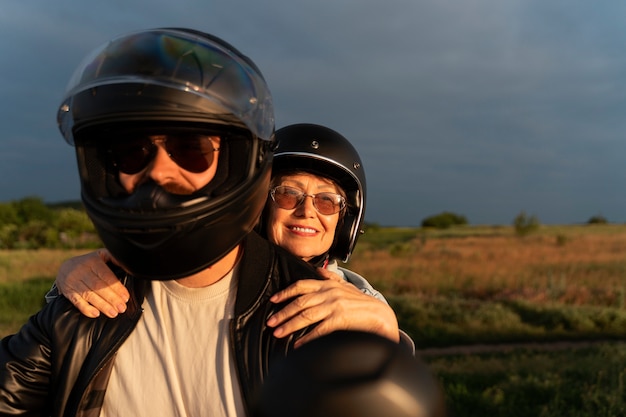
[56,249,129,318]
[266,267,400,348]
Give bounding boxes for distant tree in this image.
[421,211,468,229]
[364,222,381,232]
[513,211,540,237]
[55,208,94,233]
[587,214,608,225]
[54,208,98,248]
[0,203,19,227]
[0,197,97,249]
[47,200,85,211]
[0,224,19,249]
[12,196,53,225]
[18,220,52,249]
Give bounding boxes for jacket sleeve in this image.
[337,265,388,303]
[0,305,54,415]
[337,265,416,355]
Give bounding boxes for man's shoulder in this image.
[39,271,144,339]
[240,232,318,279]
[233,232,321,315]
[273,244,319,279]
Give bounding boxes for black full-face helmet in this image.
[57,28,275,280]
[271,124,366,262]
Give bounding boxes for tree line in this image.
[0,197,99,249]
[421,210,609,237]
[1,196,611,250]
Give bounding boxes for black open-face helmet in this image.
[57,28,275,280]
[271,124,366,262]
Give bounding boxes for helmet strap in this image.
[308,253,330,268]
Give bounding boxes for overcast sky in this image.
[2,0,625,226]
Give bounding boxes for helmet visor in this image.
[59,28,274,143]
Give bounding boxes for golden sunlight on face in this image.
[266,173,341,261]
[119,135,221,194]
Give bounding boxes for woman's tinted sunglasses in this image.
[270,185,346,215]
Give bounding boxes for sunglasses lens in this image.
[272,186,301,209]
[313,194,343,215]
[109,138,154,174]
[271,187,345,215]
[166,135,217,173]
[108,133,219,174]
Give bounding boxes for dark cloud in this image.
[1,0,625,225]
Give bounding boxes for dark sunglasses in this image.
[107,133,220,174]
[270,186,346,215]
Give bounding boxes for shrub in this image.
[513,211,540,237]
[0,198,98,249]
[587,215,608,225]
[422,211,468,229]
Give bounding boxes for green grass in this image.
[0,277,54,335]
[390,295,626,348]
[427,343,626,417]
[359,225,422,249]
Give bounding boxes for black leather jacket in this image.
[0,232,320,417]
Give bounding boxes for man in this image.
[0,28,321,416]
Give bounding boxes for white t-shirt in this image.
[100,267,245,417]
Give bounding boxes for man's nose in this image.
[148,144,177,183]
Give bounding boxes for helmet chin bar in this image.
[79,130,272,281]
[83,156,271,281]
[101,181,210,211]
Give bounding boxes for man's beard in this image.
[161,182,195,195]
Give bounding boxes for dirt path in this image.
[417,339,625,357]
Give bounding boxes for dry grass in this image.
[3,225,626,307]
[0,249,91,284]
[347,225,626,307]
[0,249,91,338]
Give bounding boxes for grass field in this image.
[339,224,626,348]
[2,224,626,416]
[0,249,88,336]
[349,223,626,306]
[345,224,626,416]
[429,343,626,416]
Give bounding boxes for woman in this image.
[51,123,412,349]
